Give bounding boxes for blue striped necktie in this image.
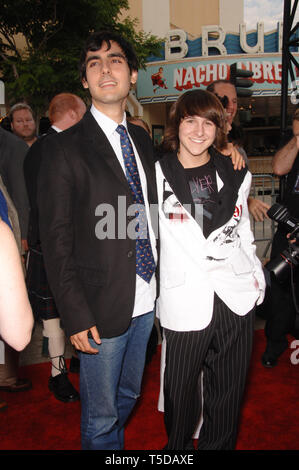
[116,124,155,283]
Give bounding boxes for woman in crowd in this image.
[0,216,33,352]
[155,89,265,450]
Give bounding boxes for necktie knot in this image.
[116,124,127,137]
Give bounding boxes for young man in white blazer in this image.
[155,89,265,450]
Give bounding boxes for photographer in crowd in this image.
[261,108,299,368]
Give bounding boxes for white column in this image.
[142,0,170,37]
[219,0,244,32]
[0,81,5,105]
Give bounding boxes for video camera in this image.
[215,93,228,110]
[266,203,299,283]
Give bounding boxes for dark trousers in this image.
[263,230,299,357]
[0,342,19,386]
[163,296,255,450]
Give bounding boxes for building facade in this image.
[123,0,298,158]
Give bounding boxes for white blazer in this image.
[155,157,266,332]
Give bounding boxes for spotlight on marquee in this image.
[229,63,254,97]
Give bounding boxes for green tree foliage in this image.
[0,0,162,116]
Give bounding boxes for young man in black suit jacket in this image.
[24,93,86,403]
[37,31,157,450]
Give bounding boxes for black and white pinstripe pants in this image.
[163,294,255,450]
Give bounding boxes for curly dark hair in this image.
[79,30,139,81]
[163,89,228,153]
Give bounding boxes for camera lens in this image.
[266,248,299,283]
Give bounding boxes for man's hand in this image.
[248,197,270,222]
[70,325,101,354]
[22,239,28,252]
[287,233,297,244]
[221,143,246,170]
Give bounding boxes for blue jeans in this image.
[78,311,154,450]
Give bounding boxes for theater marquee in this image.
[136,53,299,104]
[136,24,299,104]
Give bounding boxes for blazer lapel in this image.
[80,112,158,205]
[127,123,157,205]
[159,152,195,217]
[82,111,132,196]
[209,148,246,232]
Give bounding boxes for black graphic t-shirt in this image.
[184,159,218,237]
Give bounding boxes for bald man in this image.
[207,80,270,222]
[24,93,86,403]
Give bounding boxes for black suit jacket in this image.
[0,127,30,239]
[37,110,157,338]
[24,127,57,246]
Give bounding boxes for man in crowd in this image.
[10,103,37,148]
[207,80,270,222]
[0,127,31,394]
[261,108,299,367]
[37,31,157,449]
[24,93,86,403]
[0,125,30,249]
[127,116,151,136]
[9,102,37,254]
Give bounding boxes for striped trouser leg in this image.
[163,326,213,450]
[163,297,255,450]
[197,299,255,450]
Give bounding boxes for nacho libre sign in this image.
[136,53,299,104]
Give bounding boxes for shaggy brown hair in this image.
[163,89,228,153]
[293,107,299,122]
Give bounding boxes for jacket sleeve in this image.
[3,136,29,241]
[236,171,266,304]
[37,135,96,337]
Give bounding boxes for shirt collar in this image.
[51,125,62,133]
[90,104,127,137]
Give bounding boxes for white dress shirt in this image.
[90,105,157,318]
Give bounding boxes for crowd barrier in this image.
[249,172,279,259]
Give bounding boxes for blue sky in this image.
[244,0,299,31]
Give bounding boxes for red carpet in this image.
[0,330,298,450]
